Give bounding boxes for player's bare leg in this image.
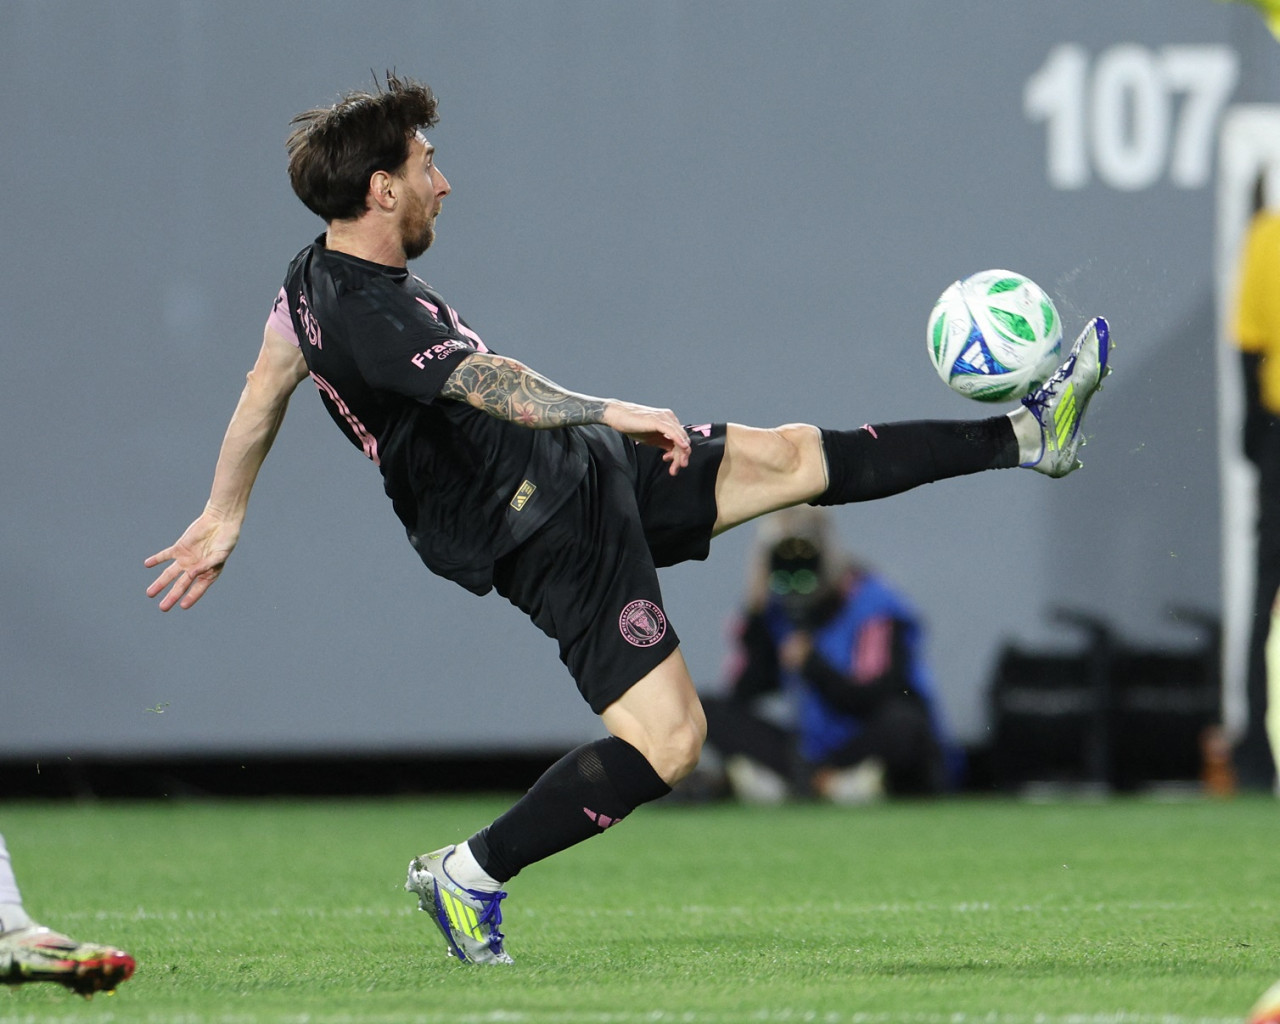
[600,648,707,784]
[712,423,829,534]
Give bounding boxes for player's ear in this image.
[370,169,396,211]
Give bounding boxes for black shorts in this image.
[493,423,726,713]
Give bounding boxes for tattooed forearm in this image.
[441,353,608,428]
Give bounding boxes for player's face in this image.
[398,133,450,260]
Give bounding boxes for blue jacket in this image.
[759,573,957,778]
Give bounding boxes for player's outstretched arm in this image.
[145,326,309,611]
[144,510,241,612]
[440,352,691,474]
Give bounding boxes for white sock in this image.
[444,841,502,893]
[1007,407,1042,464]
[0,903,33,933]
[0,835,34,932]
[0,835,27,928]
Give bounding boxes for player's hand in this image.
[144,510,241,611]
[601,400,692,476]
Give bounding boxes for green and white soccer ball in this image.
[926,269,1062,402]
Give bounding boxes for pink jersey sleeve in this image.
[266,287,299,346]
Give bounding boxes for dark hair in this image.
[286,73,439,222]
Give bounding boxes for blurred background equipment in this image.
[987,606,1224,794]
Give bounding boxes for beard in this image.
[399,188,436,260]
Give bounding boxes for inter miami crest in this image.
[618,599,667,648]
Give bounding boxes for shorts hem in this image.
[581,631,681,714]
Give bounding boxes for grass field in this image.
[0,794,1277,1023]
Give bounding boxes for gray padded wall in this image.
[2,1,1273,757]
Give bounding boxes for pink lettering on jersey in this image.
[266,288,299,347]
[310,371,380,466]
[410,339,470,369]
[297,293,322,349]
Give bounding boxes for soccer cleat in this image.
[0,926,136,997]
[405,846,513,965]
[1020,316,1112,477]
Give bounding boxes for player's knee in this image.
[769,423,822,478]
[664,726,705,785]
[651,711,707,785]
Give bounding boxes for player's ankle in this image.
[1006,407,1042,464]
[445,841,503,893]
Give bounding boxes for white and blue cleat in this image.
[1020,315,1112,477]
[405,846,513,965]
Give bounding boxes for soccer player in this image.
[145,74,1112,965]
[0,833,136,996]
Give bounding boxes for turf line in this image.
[0,1009,1247,1024]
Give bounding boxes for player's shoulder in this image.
[285,235,324,271]
[401,274,450,322]
[312,265,461,354]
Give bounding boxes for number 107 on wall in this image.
[1025,44,1239,191]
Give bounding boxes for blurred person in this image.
[145,73,1112,965]
[0,833,135,996]
[1234,198,1280,790]
[702,508,956,804]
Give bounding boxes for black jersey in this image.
[268,237,590,595]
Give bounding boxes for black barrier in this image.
[988,607,1221,793]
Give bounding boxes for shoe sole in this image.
[406,859,469,962]
[1067,316,1113,456]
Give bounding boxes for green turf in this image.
[1,794,1277,1022]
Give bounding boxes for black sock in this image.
[467,736,671,883]
[810,418,1018,506]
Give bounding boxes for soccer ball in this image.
[926,269,1063,402]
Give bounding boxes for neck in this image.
[324,220,407,268]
